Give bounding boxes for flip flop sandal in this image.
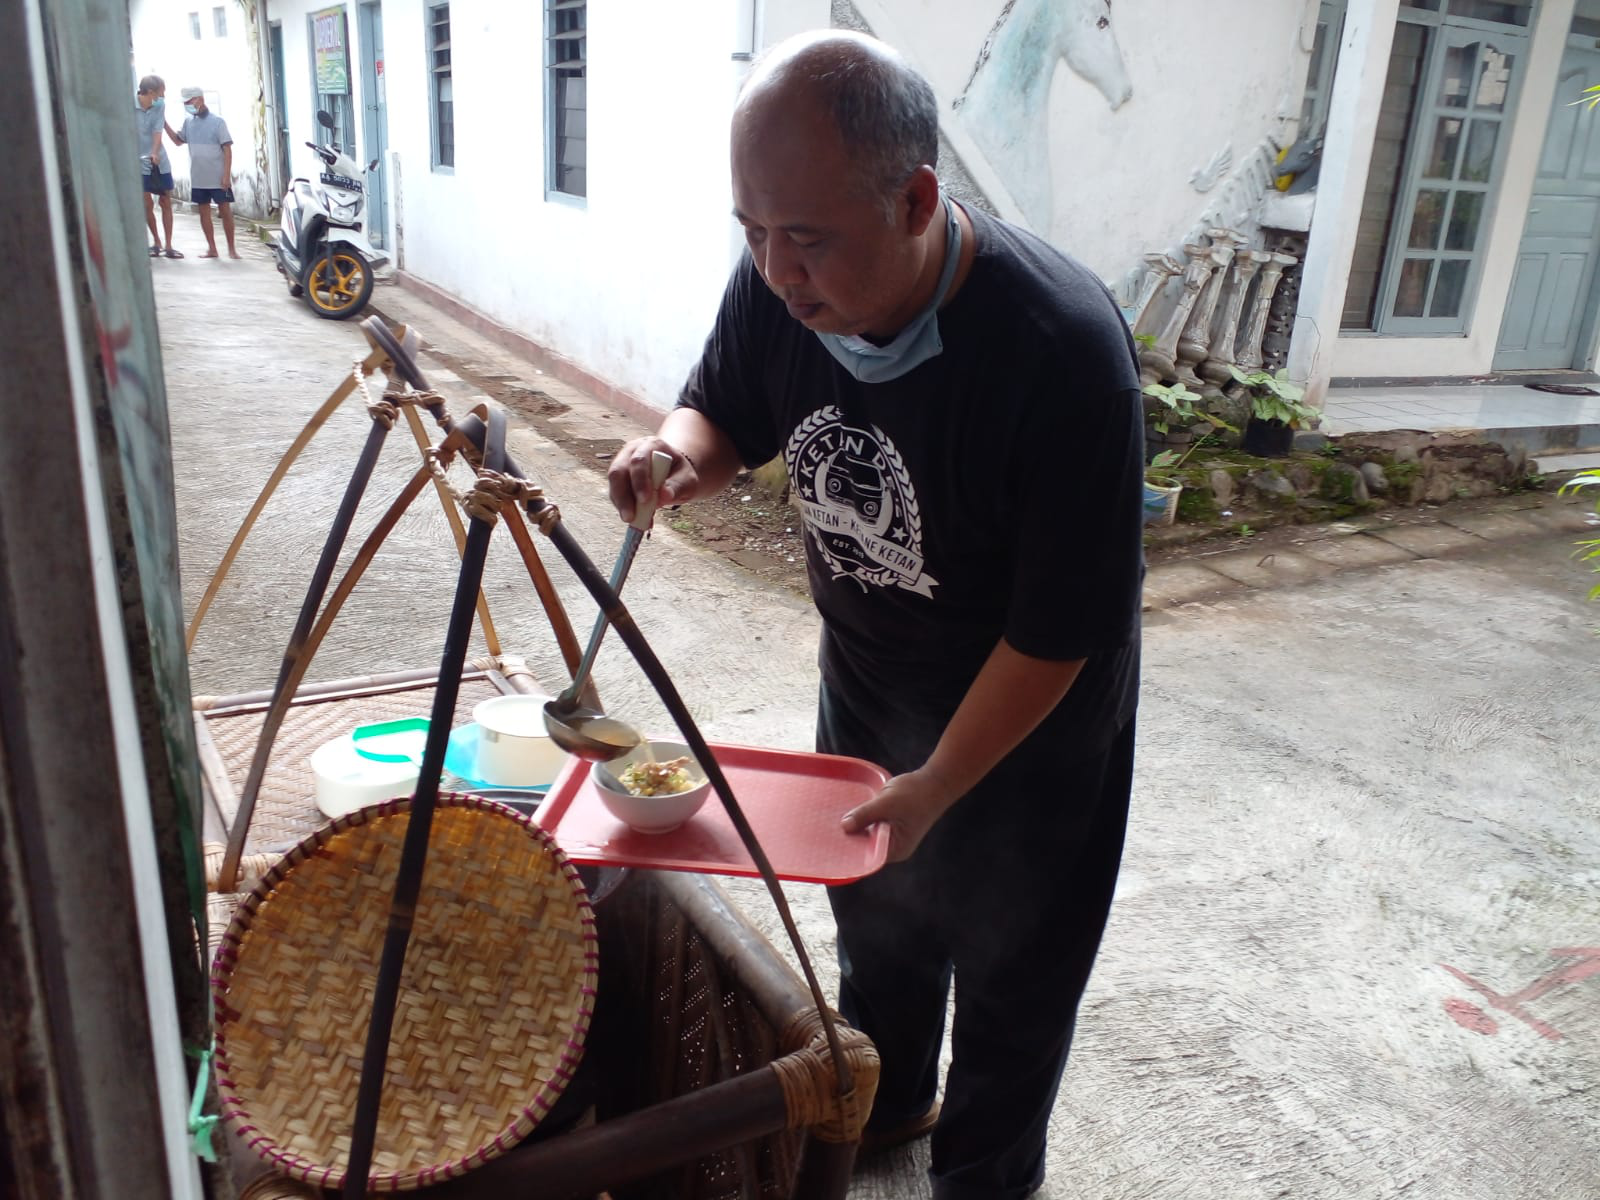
[1524,383,1599,396]
[859,1100,941,1153]
[164,248,185,259]
[149,245,162,257]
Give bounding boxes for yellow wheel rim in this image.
[307,253,366,313]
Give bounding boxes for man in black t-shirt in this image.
[608,31,1143,1200]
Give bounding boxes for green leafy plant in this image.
[1134,331,1158,350]
[1229,366,1320,428]
[1559,470,1600,602]
[1143,381,1206,436]
[1142,381,1237,483]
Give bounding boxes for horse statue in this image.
[955,0,1133,234]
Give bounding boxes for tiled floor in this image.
[1321,383,1600,434]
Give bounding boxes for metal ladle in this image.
[543,450,673,761]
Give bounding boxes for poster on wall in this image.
[313,6,350,94]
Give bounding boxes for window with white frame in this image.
[429,3,454,169]
[189,11,201,38]
[546,0,586,198]
[1342,5,1528,334]
[213,5,226,36]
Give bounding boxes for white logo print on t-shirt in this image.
[783,406,939,597]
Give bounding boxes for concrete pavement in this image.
[153,224,1600,1199]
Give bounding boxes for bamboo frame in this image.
[197,322,879,1197]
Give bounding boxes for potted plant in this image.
[1141,381,1234,525]
[1559,470,1600,604]
[1229,367,1319,457]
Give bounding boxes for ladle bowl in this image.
[542,704,643,763]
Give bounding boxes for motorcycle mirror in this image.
[316,110,335,130]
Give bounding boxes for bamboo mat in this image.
[198,675,504,861]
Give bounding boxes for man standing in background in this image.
[135,75,182,258]
[174,87,240,260]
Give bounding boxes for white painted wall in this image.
[1327,0,1579,380]
[260,0,839,412]
[855,0,1317,294]
[130,0,272,215]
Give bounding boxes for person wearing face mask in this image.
[607,31,1143,1200]
[171,87,239,259]
[135,75,183,258]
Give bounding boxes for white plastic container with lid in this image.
[472,694,569,787]
[310,717,429,819]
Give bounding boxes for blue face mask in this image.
[185,103,199,115]
[814,195,963,384]
[151,95,164,109]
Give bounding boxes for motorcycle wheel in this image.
[302,248,373,320]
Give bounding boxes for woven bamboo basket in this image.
[210,793,597,1192]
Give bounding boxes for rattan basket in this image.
[211,793,597,1192]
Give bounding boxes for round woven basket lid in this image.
[212,794,597,1192]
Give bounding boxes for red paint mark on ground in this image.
[1439,948,1600,1040]
[1442,997,1498,1035]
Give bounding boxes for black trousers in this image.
[819,682,1135,1200]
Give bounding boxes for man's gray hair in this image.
[138,74,164,95]
[759,36,939,219]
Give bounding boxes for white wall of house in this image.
[856,0,1316,296]
[129,0,272,216]
[258,0,828,410]
[1325,0,1580,381]
[380,0,742,407]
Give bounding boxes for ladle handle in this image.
[629,450,673,532]
[561,451,675,704]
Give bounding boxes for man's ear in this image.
[902,165,942,237]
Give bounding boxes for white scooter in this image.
[275,110,387,319]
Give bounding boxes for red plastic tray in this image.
[533,742,891,884]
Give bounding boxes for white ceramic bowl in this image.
[472,694,569,787]
[592,741,712,834]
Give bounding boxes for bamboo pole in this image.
[402,399,502,657]
[410,1069,792,1199]
[184,333,401,652]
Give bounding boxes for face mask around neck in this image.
[814,194,963,385]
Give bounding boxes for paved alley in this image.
[152,225,1600,1200]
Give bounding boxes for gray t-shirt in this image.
[181,111,232,189]
[135,102,169,173]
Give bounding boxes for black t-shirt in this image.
[678,204,1143,762]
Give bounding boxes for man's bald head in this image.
[736,31,938,216]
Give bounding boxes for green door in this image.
[1495,42,1600,371]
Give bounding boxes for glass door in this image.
[1375,25,1526,333]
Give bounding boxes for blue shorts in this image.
[193,187,235,206]
[142,170,173,194]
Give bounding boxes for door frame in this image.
[268,20,290,193]
[357,0,388,249]
[308,6,356,155]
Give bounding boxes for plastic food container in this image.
[472,694,569,787]
[309,718,429,819]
